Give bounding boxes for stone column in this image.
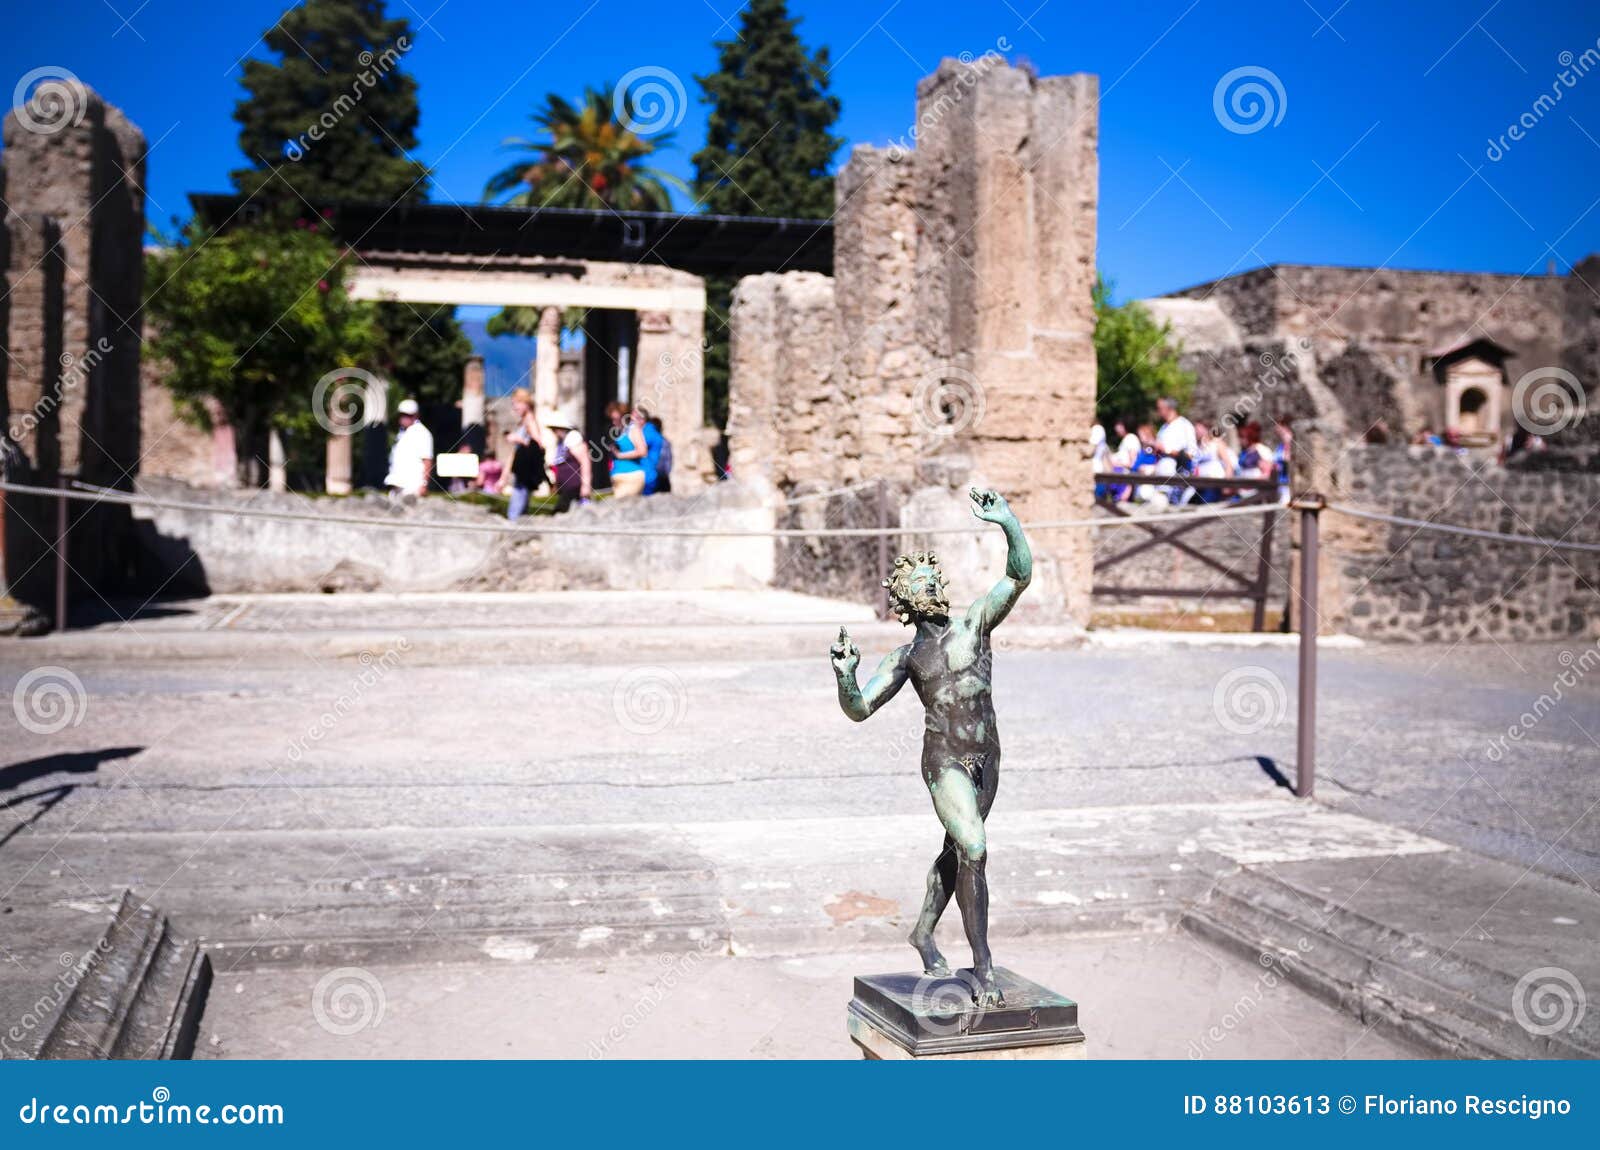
[267,428,287,492]
[2,213,64,477]
[556,350,584,428]
[2,80,145,486]
[634,307,707,487]
[905,60,1100,622]
[325,425,353,495]
[461,354,486,452]
[534,306,561,413]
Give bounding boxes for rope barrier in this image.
[779,479,884,506]
[0,479,1281,539]
[1325,502,1600,555]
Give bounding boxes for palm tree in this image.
[484,86,685,211]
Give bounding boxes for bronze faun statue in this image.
[830,487,1031,1007]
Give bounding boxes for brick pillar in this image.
[2,79,145,486]
[633,305,708,487]
[461,354,486,440]
[906,60,1100,622]
[534,306,561,413]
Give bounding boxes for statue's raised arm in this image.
[831,627,910,722]
[965,487,1032,632]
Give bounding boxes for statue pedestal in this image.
[846,968,1086,1060]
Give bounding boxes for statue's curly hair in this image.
[882,551,945,622]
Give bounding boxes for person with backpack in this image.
[545,406,592,513]
[645,412,673,495]
[505,388,547,521]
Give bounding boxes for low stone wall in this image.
[530,481,774,591]
[130,479,503,594]
[131,478,775,596]
[772,480,898,612]
[1322,445,1600,641]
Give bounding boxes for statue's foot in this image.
[910,932,950,976]
[973,968,1005,1008]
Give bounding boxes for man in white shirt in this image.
[1153,397,1198,505]
[384,398,434,498]
[1155,397,1197,460]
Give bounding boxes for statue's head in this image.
[883,551,949,624]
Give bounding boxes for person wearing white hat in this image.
[545,406,592,513]
[384,397,434,498]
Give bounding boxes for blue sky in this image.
[6,0,1600,301]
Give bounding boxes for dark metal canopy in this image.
[188,194,833,277]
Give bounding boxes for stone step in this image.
[186,854,1209,970]
[37,891,211,1060]
[1179,867,1600,1060]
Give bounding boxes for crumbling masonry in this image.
[1,80,147,620]
[727,59,1100,621]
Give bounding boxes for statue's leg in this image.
[928,766,1002,1007]
[908,836,957,975]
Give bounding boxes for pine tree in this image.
[692,0,842,430]
[231,0,428,203]
[229,1,470,436]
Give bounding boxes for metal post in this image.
[1292,493,1325,799]
[55,473,69,632]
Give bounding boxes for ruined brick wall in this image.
[1320,444,1600,641]
[726,59,1101,622]
[2,80,147,606]
[1172,266,1278,338]
[1169,264,1569,441]
[139,325,223,488]
[726,271,838,490]
[3,82,145,483]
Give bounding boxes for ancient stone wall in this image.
[138,320,230,488]
[1167,264,1571,443]
[726,271,838,490]
[1317,444,1600,641]
[3,81,146,482]
[1,80,147,609]
[726,59,1101,622]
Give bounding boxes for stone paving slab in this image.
[192,934,1422,1060]
[1,796,1450,972]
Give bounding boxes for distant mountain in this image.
[459,318,537,397]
